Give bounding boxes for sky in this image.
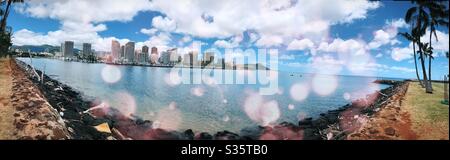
[7,0,450,80]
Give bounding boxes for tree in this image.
[424,1,449,91]
[399,31,423,87]
[0,0,24,32]
[405,0,432,93]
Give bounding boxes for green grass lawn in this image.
[404,82,449,140]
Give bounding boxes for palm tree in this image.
[0,0,24,32]
[424,1,449,91]
[399,31,423,87]
[405,0,432,93]
[1,1,5,26]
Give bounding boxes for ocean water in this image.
[18,58,391,133]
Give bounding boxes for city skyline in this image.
[6,0,449,79]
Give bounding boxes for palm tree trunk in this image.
[428,30,433,92]
[428,55,433,92]
[420,52,431,93]
[0,0,12,32]
[418,39,431,93]
[417,10,432,94]
[412,42,424,87]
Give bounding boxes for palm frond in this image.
[398,32,414,41]
[405,7,417,23]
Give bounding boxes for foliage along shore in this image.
[14,58,407,140]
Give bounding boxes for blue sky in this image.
[7,0,449,80]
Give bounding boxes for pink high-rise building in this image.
[111,40,120,61]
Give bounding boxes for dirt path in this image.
[347,82,417,140]
[0,58,16,139]
[10,59,70,139]
[1,58,70,140]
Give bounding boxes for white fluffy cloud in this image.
[140,28,158,36]
[368,19,407,49]
[388,19,408,29]
[420,29,449,53]
[213,34,243,48]
[255,34,284,47]
[152,16,177,32]
[13,0,153,51]
[12,0,380,52]
[391,47,412,61]
[318,38,368,55]
[17,0,152,23]
[389,29,448,61]
[287,38,315,51]
[136,32,173,51]
[309,55,345,74]
[148,0,380,46]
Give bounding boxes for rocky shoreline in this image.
[14,58,407,140]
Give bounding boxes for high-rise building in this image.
[203,52,214,63]
[120,45,125,58]
[183,54,192,67]
[142,45,149,63]
[111,40,120,61]
[125,42,135,63]
[142,45,149,54]
[159,51,170,65]
[60,43,64,56]
[82,43,92,57]
[62,41,74,59]
[150,46,159,64]
[150,54,159,65]
[168,48,179,65]
[189,51,199,67]
[151,47,158,55]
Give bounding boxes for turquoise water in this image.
[18,58,390,133]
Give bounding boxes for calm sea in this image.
[18,57,392,133]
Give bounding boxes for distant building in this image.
[95,51,108,58]
[120,45,125,58]
[62,41,74,59]
[82,43,92,57]
[55,51,63,58]
[111,40,120,61]
[142,45,149,63]
[168,48,179,65]
[190,51,199,67]
[159,51,170,65]
[183,54,192,67]
[125,42,135,63]
[217,58,225,69]
[150,54,159,65]
[182,51,200,67]
[202,52,214,66]
[151,47,158,55]
[150,46,159,65]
